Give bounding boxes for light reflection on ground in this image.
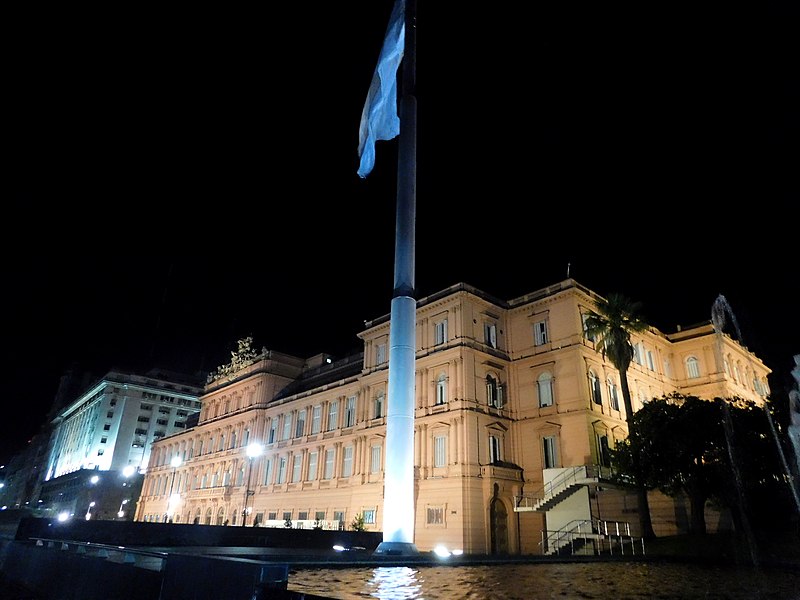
[289,561,800,599]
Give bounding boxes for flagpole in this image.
[374,0,419,556]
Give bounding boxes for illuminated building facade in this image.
[38,369,202,520]
[135,279,770,553]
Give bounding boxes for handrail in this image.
[539,519,644,556]
[514,464,616,510]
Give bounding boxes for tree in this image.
[612,393,793,535]
[350,513,366,531]
[584,292,655,539]
[611,394,728,534]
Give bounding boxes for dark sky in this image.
[4,3,798,463]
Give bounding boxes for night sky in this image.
[4,3,797,463]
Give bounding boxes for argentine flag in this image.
[357,0,405,179]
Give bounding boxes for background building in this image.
[136,279,770,553]
[1,368,203,521]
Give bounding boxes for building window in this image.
[589,370,602,405]
[436,373,447,405]
[230,431,237,449]
[264,458,274,485]
[646,350,656,371]
[376,343,387,365]
[434,435,446,467]
[292,455,302,483]
[282,511,292,522]
[334,511,346,530]
[582,313,596,343]
[374,393,385,419]
[607,378,619,411]
[538,372,554,408]
[243,428,251,446]
[344,396,356,427]
[362,509,376,524]
[327,401,339,431]
[686,356,701,379]
[324,449,335,479]
[282,413,292,441]
[296,409,306,437]
[632,343,642,365]
[342,446,354,477]
[484,322,497,348]
[434,319,448,345]
[277,456,287,484]
[100,437,107,444]
[97,449,104,456]
[597,435,611,467]
[489,435,501,464]
[315,511,326,521]
[543,436,557,468]
[311,405,322,434]
[298,511,308,521]
[307,451,318,481]
[533,320,548,346]
[426,506,444,525]
[269,420,278,444]
[106,411,114,418]
[486,374,503,408]
[370,445,382,473]
[104,424,111,431]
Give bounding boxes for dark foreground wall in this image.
[15,517,383,550]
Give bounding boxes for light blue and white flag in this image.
[357,0,405,179]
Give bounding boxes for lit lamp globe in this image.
[246,443,263,459]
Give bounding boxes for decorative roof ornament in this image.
[207,336,268,383]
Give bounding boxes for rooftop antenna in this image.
[566,262,571,279]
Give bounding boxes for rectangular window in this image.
[376,343,387,365]
[533,320,548,346]
[106,411,114,418]
[295,409,306,437]
[434,319,448,345]
[334,511,345,529]
[434,435,447,467]
[307,451,318,480]
[292,455,302,483]
[543,436,557,468]
[582,313,596,342]
[484,323,497,348]
[374,394,384,418]
[370,445,382,473]
[100,437,107,444]
[282,511,292,522]
[315,511,326,521]
[277,456,287,484]
[324,448,335,479]
[282,413,292,441]
[311,405,321,434]
[268,512,277,521]
[362,509,376,524]
[344,396,356,427]
[342,446,353,477]
[269,420,277,444]
[327,401,339,431]
[538,378,554,407]
[298,511,308,521]
[489,435,501,464]
[632,343,641,365]
[646,350,656,371]
[264,457,274,485]
[426,507,444,525]
[104,424,111,431]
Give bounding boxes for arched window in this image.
[588,370,602,405]
[537,372,554,408]
[230,431,237,449]
[436,373,447,405]
[216,507,225,526]
[205,508,213,525]
[237,466,245,486]
[201,473,208,488]
[685,356,701,379]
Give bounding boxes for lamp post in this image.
[241,443,263,526]
[85,501,95,520]
[165,455,182,523]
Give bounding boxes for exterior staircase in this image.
[514,465,613,512]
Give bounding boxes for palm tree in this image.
[584,292,656,540]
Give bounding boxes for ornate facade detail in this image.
[207,337,268,383]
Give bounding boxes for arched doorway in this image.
[490,484,509,554]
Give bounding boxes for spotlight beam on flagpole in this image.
[358,0,419,556]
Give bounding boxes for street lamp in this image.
[118,498,129,519]
[241,443,263,526]
[85,501,96,520]
[165,455,182,523]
